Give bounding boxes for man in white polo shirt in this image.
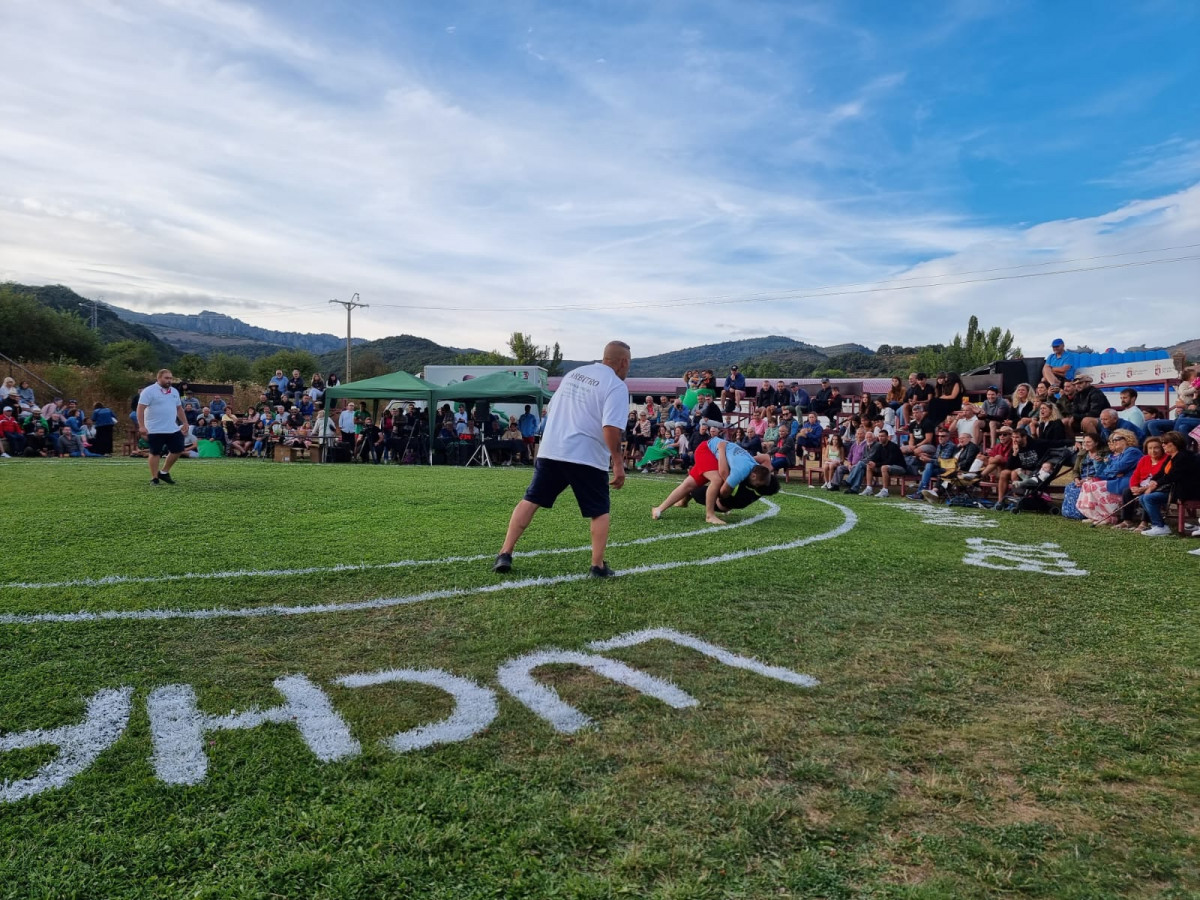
[136,368,189,485]
[494,341,631,578]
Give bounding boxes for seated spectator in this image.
[757,380,778,411]
[0,406,24,457]
[287,369,305,398]
[721,366,745,412]
[1042,338,1079,386]
[693,397,725,432]
[907,426,958,500]
[1097,408,1146,445]
[1061,433,1109,520]
[1147,364,1199,438]
[841,430,881,494]
[1002,383,1034,430]
[978,386,1012,443]
[24,425,52,457]
[1116,388,1145,431]
[181,391,201,424]
[864,428,908,497]
[638,425,678,473]
[1115,435,1166,530]
[821,433,844,486]
[884,377,906,415]
[667,398,690,424]
[923,431,980,501]
[355,416,384,463]
[269,369,289,394]
[952,403,983,446]
[748,410,766,438]
[762,416,780,452]
[928,372,964,426]
[736,425,763,455]
[828,426,868,491]
[770,425,796,473]
[1070,374,1112,436]
[1,378,20,413]
[976,425,1015,484]
[997,428,1076,499]
[1030,401,1068,444]
[796,412,823,453]
[1138,430,1200,536]
[17,380,36,413]
[902,372,935,424]
[1076,429,1142,524]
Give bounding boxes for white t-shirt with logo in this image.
[138,384,183,434]
[539,362,629,471]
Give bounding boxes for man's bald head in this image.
[602,341,632,380]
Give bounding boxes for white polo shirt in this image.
[138,384,183,434]
[538,362,629,471]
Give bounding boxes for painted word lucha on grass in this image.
[1,629,817,804]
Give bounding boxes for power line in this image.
[367,251,1200,313]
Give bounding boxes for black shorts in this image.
[523,457,610,518]
[146,432,184,456]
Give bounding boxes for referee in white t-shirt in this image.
[494,341,631,578]
[136,368,190,486]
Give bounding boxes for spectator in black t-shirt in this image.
[903,373,936,424]
[811,378,835,418]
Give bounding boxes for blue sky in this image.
[0,0,1197,359]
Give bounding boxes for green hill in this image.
[628,336,830,376]
[315,334,481,375]
[6,283,177,363]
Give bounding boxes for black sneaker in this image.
[150,477,160,485]
[588,562,616,578]
[492,553,513,574]
[158,472,176,485]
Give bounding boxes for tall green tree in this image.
[914,316,1022,374]
[507,332,564,375]
[0,286,102,364]
[206,352,254,384]
[103,340,159,372]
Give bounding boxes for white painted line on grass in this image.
[496,649,698,733]
[0,493,855,626]
[0,688,133,804]
[1,500,780,591]
[333,668,499,753]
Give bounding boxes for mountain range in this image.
[10,284,1198,377]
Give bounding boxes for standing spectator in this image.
[337,402,358,445]
[91,402,116,455]
[136,369,189,485]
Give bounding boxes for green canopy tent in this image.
[321,370,437,462]
[428,372,554,465]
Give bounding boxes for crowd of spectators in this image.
[4,349,1198,543]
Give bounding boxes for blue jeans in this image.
[1140,491,1169,527]
[1148,417,1199,438]
[843,460,869,490]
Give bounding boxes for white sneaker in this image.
[875,488,890,499]
[860,486,874,496]
[1142,525,1172,537]
[0,453,9,458]
[1190,547,1200,556]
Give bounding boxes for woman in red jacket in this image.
[1114,436,1167,531]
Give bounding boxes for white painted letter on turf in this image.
[587,628,820,687]
[962,538,1088,577]
[147,675,360,786]
[496,650,698,734]
[334,668,499,753]
[0,687,133,803]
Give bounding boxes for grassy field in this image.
[0,457,1197,899]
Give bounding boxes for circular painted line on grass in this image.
[2,499,781,592]
[0,492,855,626]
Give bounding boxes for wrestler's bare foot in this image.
[706,515,726,526]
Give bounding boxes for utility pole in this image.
[329,293,367,381]
[90,299,99,330]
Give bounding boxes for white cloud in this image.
[0,0,1195,363]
